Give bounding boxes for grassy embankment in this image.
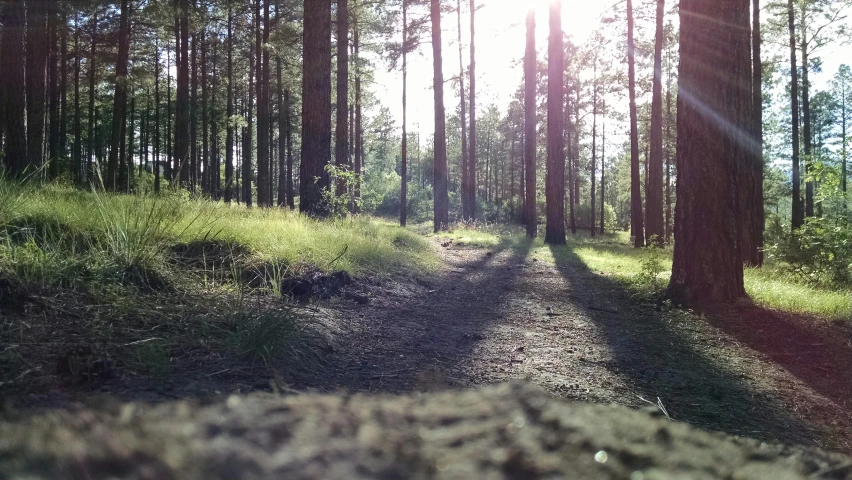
[0,182,436,386]
[440,224,851,322]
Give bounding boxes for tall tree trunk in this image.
[665,45,673,243]
[26,0,48,172]
[590,66,598,238]
[286,88,294,209]
[86,13,98,183]
[126,96,135,192]
[255,0,269,206]
[60,8,68,170]
[568,88,577,234]
[627,0,644,247]
[2,0,26,175]
[646,0,665,245]
[456,0,469,221]
[524,8,536,238]
[544,0,566,245]
[48,4,61,179]
[335,0,349,198]
[108,0,130,191]
[400,0,409,226]
[244,29,255,207]
[276,1,286,207]
[788,0,803,229]
[353,13,363,213]
[166,37,173,182]
[743,0,764,265]
[73,13,82,183]
[600,100,606,235]
[800,8,813,219]
[225,1,234,202]
[211,39,220,198]
[177,0,190,187]
[668,0,749,305]
[154,41,161,193]
[190,30,198,192]
[300,0,332,215]
[430,0,449,232]
[201,31,209,195]
[468,0,477,220]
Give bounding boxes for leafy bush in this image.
[765,217,852,287]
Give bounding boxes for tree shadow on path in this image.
[548,243,823,447]
[309,237,536,394]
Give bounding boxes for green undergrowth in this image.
[0,183,435,389]
[446,225,851,322]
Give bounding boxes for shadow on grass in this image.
[547,243,820,447]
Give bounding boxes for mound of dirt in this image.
[1,383,849,479]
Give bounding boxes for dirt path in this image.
[303,238,852,453]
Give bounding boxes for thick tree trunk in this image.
[108,0,130,191]
[26,0,49,172]
[60,8,68,167]
[2,0,26,176]
[430,0,449,232]
[524,8,536,238]
[300,0,332,215]
[400,0,408,226]
[456,0,469,221]
[627,0,645,247]
[646,0,665,245]
[335,0,349,198]
[544,1,566,245]
[788,0,803,229]
[244,33,255,207]
[176,2,190,187]
[468,0,477,221]
[668,0,749,305]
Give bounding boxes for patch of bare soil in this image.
[2,383,851,479]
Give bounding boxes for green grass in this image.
[443,225,851,321]
[0,184,436,294]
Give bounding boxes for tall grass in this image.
[0,184,436,296]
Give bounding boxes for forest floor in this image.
[3,225,852,458]
[298,235,852,453]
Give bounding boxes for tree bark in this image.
[73,13,82,183]
[524,8,536,238]
[627,0,644,247]
[300,0,332,215]
[668,0,749,305]
[335,0,349,198]
[48,3,61,179]
[225,1,234,202]
[108,0,130,191]
[742,0,764,265]
[400,0,409,226]
[2,0,26,176]
[544,0,566,245]
[788,0,803,229]
[430,0,449,232]
[353,14,363,213]
[468,0,477,221]
[800,5,813,219]
[646,0,665,245]
[201,30,209,195]
[26,0,48,172]
[457,0,469,221]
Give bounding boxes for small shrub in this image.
[765,217,852,288]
